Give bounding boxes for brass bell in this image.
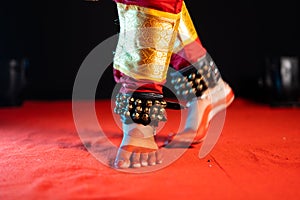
[197,69,204,75]
[186,81,193,88]
[146,100,153,107]
[151,107,159,114]
[188,73,196,80]
[180,83,186,89]
[132,113,140,120]
[157,115,163,120]
[129,97,135,104]
[181,90,189,96]
[135,106,143,113]
[150,114,156,120]
[160,100,167,108]
[144,107,150,114]
[128,104,133,110]
[142,114,149,121]
[189,88,196,94]
[195,78,201,85]
[171,79,177,85]
[174,84,180,90]
[159,108,165,115]
[121,95,127,100]
[124,111,131,117]
[154,100,160,106]
[135,99,142,106]
[197,84,203,91]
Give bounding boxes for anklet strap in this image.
[170,53,221,101]
[114,92,168,127]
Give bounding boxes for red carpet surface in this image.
[0,98,300,200]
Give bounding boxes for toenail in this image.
[132,163,141,168]
[141,161,148,166]
[114,160,123,167]
[149,162,156,166]
[115,160,130,169]
[157,160,162,164]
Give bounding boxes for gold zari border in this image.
[113,3,180,82]
[173,2,199,53]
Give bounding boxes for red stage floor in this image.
[0,98,300,200]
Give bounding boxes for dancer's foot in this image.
[166,79,234,147]
[114,124,163,168]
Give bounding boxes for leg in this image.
[167,2,235,146]
[112,0,183,168]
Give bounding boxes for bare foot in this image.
[114,124,163,168]
[166,80,234,147]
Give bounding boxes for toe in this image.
[156,150,163,164]
[140,153,149,167]
[131,152,141,168]
[148,152,156,166]
[114,148,131,169]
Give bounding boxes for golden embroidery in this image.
[113,3,180,82]
[173,2,199,53]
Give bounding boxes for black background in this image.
[0,0,299,102]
